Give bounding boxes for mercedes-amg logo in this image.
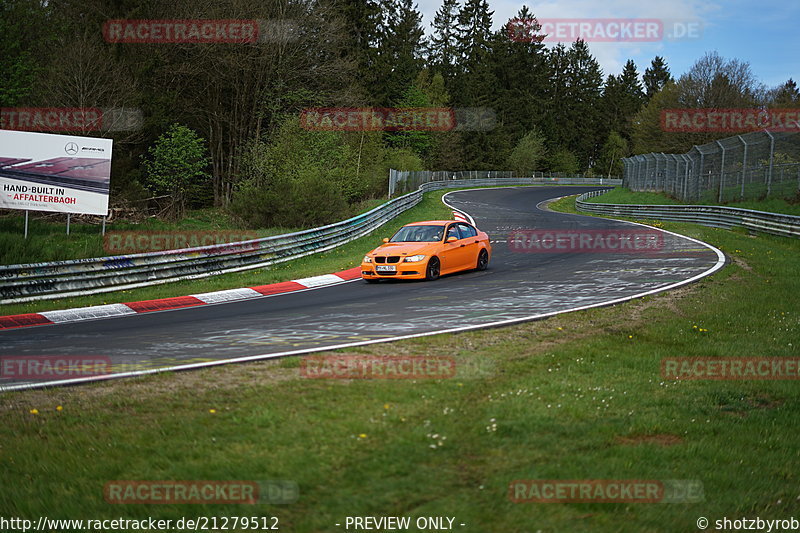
[65,142,79,155]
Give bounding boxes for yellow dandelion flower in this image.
[29,409,39,415]
[56,406,63,412]
[209,409,217,414]
[358,433,367,439]
[383,404,390,410]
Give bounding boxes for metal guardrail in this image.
[389,170,621,196]
[576,190,800,239]
[1,177,619,304]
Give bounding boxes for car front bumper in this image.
[360,262,425,280]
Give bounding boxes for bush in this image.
[508,128,547,176]
[141,124,211,219]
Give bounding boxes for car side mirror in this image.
[447,236,458,243]
[382,238,389,243]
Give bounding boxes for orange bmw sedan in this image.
[361,220,492,282]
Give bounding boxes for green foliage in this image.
[596,131,629,177]
[231,117,419,228]
[141,124,211,219]
[386,84,433,157]
[384,147,424,172]
[507,128,548,176]
[643,55,672,100]
[548,148,580,174]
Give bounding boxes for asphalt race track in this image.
[0,186,725,389]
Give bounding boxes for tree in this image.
[386,83,433,157]
[597,131,628,178]
[643,56,672,100]
[767,79,800,106]
[455,0,494,90]
[491,6,549,140]
[563,40,604,168]
[428,0,461,83]
[371,0,426,105]
[602,60,644,142]
[679,51,763,108]
[508,128,547,176]
[141,124,211,219]
[548,149,580,174]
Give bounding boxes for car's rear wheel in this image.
[476,249,489,271]
[425,257,440,281]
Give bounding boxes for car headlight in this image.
[403,254,426,262]
[363,255,372,263]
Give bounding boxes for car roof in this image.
[404,220,468,226]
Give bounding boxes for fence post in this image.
[764,129,775,197]
[716,140,726,203]
[737,135,747,201]
[681,154,691,202]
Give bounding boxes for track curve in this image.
[0,186,725,390]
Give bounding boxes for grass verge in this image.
[586,187,800,216]
[1,192,798,531]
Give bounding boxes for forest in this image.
[2,0,798,226]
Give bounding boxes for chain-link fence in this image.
[389,169,620,197]
[622,131,800,203]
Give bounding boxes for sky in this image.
[416,0,800,88]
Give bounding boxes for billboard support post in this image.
[101,215,106,236]
[66,214,71,235]
[24,210,29,239]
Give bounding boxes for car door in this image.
[440,223,464,272]
[456,223,481,269]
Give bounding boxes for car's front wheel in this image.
[425,256,441,281]
[476,249,489,271]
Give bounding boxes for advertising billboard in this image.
[0,130,112,216]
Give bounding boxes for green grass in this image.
[1,191,799,531]
[0,199,387,266]
[588,187,800,215]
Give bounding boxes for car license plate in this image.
[376,265,396,272]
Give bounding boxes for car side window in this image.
[458,223,477,238]
[446,224,461,241]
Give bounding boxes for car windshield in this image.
[389,225,444,243]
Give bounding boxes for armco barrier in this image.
[576,190,800,238]
[0,178,619,304]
